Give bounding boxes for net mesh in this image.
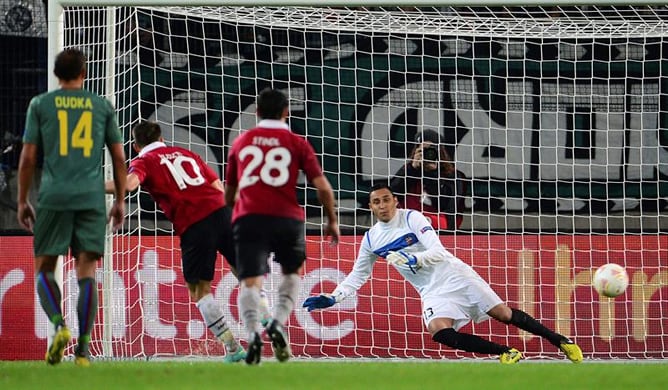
[53,5,668,360]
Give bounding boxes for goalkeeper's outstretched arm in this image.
[303,233,376,311]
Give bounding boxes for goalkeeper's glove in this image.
[386,250,419,266]
[302,294,337,312]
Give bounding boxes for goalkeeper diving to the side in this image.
[303,183,583,364]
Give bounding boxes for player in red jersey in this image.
[105,121,257,363]
[225,88,339,365]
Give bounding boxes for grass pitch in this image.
[1,360,666,390]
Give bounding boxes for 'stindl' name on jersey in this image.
[253,136,280,146]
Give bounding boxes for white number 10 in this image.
[238,145,291,189]
[161,155,206,190]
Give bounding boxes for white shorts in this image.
[421,261,503,331]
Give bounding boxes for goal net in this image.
[51,3,668,360]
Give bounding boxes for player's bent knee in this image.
[487,303,513,323]
[432,328,460,348]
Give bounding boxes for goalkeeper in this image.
[303,183,583,364]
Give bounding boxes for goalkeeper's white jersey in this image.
[332,208,464,300]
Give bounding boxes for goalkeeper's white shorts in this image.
[421,260,503,331]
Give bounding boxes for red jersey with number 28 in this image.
[128,142,225,235]
[226,119,323,222]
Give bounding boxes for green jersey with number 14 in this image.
[23,88,123,210]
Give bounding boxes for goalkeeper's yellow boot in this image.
[45,325,71,365]
[499,348,522,364]
[266,319,291,362]
[559,339,583,363]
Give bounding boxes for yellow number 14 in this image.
[58,110,93,157]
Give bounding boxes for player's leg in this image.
[427,318,520,363]
[36,255,72,365]
[266,217,304,362]
[33,208,73,365]
[488,304,583,363]
[423,281,522,364]
[182,209,245,362]
[265,269,296,363]
[218,207,271,326]
[72,251,99,367]
[71,208,107,366]
[272,218,304,325]
[189,280,245,363]
[238,276,265,365]
[233,215,271,365]
[258,284,272,327]
[35,256,65,327]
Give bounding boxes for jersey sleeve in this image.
[406,210,449,266]
[128,158,147,183]
[299,136,324,182]
[103,99,123,145]
[23,97,42,145]
[331,231,377,302]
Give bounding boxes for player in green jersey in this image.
[17,48,127,366]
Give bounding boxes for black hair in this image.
[257,88,289,120]
[54,48,86,81]
[369,182,394,197]
[132,121,162,147]
[415,129,441,144]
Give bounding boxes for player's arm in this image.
[223,147,238,206]
[303,233,376,311]
[109,142,128,199]
[223,183,237,207]
[105,172,139,194]
[312,175,340,244]
[409,211,448,266]
[108,142,127,230]
[211,179,224,193]
[191,153,225,195]
[386,211,448,267]
[103,107,134,195]
[16,142,38,231]
[301,137,339,244]
[17,99,40,231]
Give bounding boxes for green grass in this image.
[1,360,667,390]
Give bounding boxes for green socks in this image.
[36,272,64,328]
[76,278,98,356]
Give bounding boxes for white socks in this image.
[238,284,262,340]
[259,287,272,325]
[274,274,300,325]
[196,294,239,352]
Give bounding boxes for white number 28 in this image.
[238,145,292,189]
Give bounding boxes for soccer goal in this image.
[47,1,668,361]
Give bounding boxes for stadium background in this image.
[0,2,667,361]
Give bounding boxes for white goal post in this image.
[45,1,668,361]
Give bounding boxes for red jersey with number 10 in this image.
[128,142,225,235]
[225,120,323,222]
